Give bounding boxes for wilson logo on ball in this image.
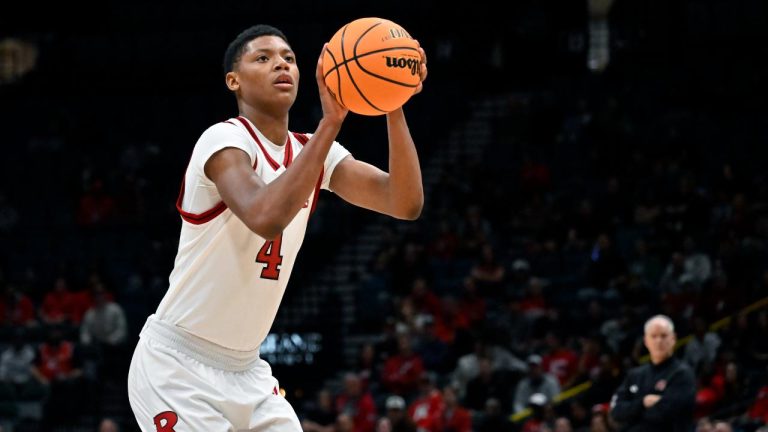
[388,27,411,40]
[385,57,421,76]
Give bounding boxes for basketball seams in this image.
[324,41,344,106]
[352,24,420,89]
[340,21,386,113]
[322,46,421,80]
[323,17,417,115]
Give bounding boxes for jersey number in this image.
[256,233,284,280]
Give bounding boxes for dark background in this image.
[1,0,767,431]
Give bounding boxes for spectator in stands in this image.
[433,296,470,345]
[589,407,611,432]
[696,417,713,432]
[80,283,126,346]
[301,388,337,432]
[0,284,36,327]
[470,244,506,294]
[413,314,450,374]
[681,238,711,286]
[554,417,574,432]
[458,205,492,257]
[357,343,380,392]
[587,233,626,291]
[407,278,442,319]
[453,338,527,399]
[659,253,689,295]
[748,310,768,365]
[457,276,486,326]
[0,329,46,401]
[336,413,356,432]
[520,392,553,432]
[513,354,561,413]
[382,395,416,432]
[746,384,768,426]
[31,327,83,428]
[476,398,514,432]
[439,385,471,432]
[98,417,120,432]
[628,239,662,288]
[519,276,549,319]
[464,356,513,412]
[80,283,128,381]
[381,334,424,397]
[69,273,115,325]
[39,276,75,325]
[683,317,721,371]
[336,373,377,432]
[408,372,443,432]
[716,361,747,415]
[542,331,579,387]
[565,399,590,431]
[76,178,115,226]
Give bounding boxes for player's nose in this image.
[274,58,290,70]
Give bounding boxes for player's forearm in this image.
[385,108,423,220]
[248,119,340,237]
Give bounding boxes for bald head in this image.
[644,315,675,335]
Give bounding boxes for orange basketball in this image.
[322,17,421,116]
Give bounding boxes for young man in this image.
[128,25,426,431]
[610,315,696,432]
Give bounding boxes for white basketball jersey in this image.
[154,116,350,351]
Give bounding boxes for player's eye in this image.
[256,55,269,62]
[284,55,295,63]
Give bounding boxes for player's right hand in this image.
[317,44,348,125]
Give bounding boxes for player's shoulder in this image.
[194,119,249,148]
[200,119,243,138]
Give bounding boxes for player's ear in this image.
[226,71,239,91]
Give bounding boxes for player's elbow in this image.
[245,215,285,240]
[404,201,423,220]
[395,199,423,221]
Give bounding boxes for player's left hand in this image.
[413,42,428,95]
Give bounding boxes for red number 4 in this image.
[256,233,284,280]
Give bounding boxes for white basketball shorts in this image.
[128,316,301,431]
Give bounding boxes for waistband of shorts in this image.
[140,315,261,372]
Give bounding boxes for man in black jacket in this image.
[610,315,696,432]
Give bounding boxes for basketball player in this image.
[127,25,426,432]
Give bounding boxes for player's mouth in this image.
[273,74,294,89]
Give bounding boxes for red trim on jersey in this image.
[283,135,294,167]
[176,177,228,224]
[175,120,260,224]
[235,116,281,170]
[311,168,324,214]
[292,132,310,146]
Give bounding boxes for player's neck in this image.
[239,107,289,147]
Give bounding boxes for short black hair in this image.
[223,25,289,74]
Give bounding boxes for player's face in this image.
[231,35,299,111]
[644,320,676,363]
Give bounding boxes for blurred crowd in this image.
[294,97,768,431]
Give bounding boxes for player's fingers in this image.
[418,47,427,66]
[316,44,327,84]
